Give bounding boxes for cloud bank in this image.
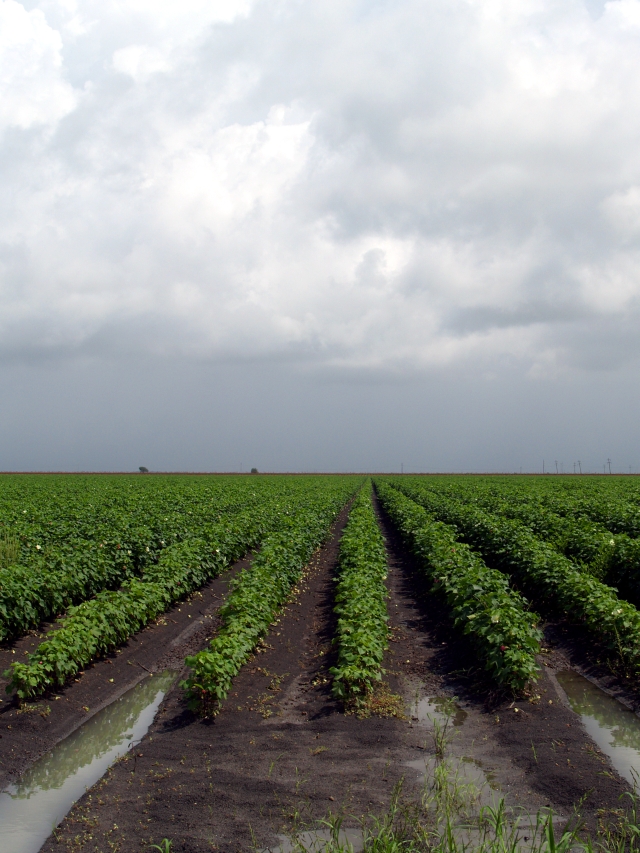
[1,0,640,381]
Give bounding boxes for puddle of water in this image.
[412,695,468,727]
[556,670,640,786]
[265,828,363,853]
[462,757,499,791]
[406,755,495,799]
[0,669,176,853]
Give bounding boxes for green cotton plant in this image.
[447,490,618,580]
[518,508,640,602]
[0,475,310,645]
[374,482,542,693]
[609,536,640,606]
[8,580,173,699]
[0,543,137,644]
[0,534,19,569]
[539,490,640,539]
[392,478,640,676]
[412,481,638,590]
[330,483,390,706]
[182,488,357,715]
[6,540,217,700]
[6,515,271,700]
[4,477,363,699]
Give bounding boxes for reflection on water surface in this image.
[0,669,176,853]
[265,828,364,852]
[412,695,468,727]
[556,669,640,785]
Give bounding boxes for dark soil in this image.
[1,498,636,852]
[0,554,252,790]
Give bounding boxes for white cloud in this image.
[2,0,640,374]
[112,45,172,81]
[0,0,76,132]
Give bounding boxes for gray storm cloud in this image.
[1,0,639,375]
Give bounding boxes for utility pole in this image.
[555,461,558,474]
[401,463,404,474]
[578,460,582,475]
[573,462,576,475]
[608,458,612,474]
[543,460,545,474]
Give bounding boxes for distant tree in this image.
[250,467,259,474]
[139,466,149,473]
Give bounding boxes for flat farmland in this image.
[2,474,640,852]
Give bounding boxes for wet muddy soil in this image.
[0,554,252,790]
[26,500,636,853]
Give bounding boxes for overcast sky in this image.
[1,0,639,473]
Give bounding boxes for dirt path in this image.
[0,553,252,790]
[8,496,639,852]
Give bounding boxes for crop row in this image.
[330,483,390,708]
[375,482,541,691]
[528,487,640,539]
[423,482,640,607]
[7,478,361,700]
[0,476,259,553]
[17,472,640,709]
[0,477,339,645]
[183,483,355,715]
[7,513,271,699]
[390,479,640,674]
[419,475,640,540]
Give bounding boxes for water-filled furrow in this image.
[556,670,640,786]
[0,670,176,853]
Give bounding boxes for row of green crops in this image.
[183,480,356,715]
[390,478,640,675]
[4,476,362,699]
[420,481,618,576]
[0,476,302,643]
[414,475,640,540]
[375,482,541,692]
[330,482,390,707]
[7,510,276,699]
[0,543,136,643]
[414,480,640,607]
[520,483,640,539]
[11,472,640,709]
